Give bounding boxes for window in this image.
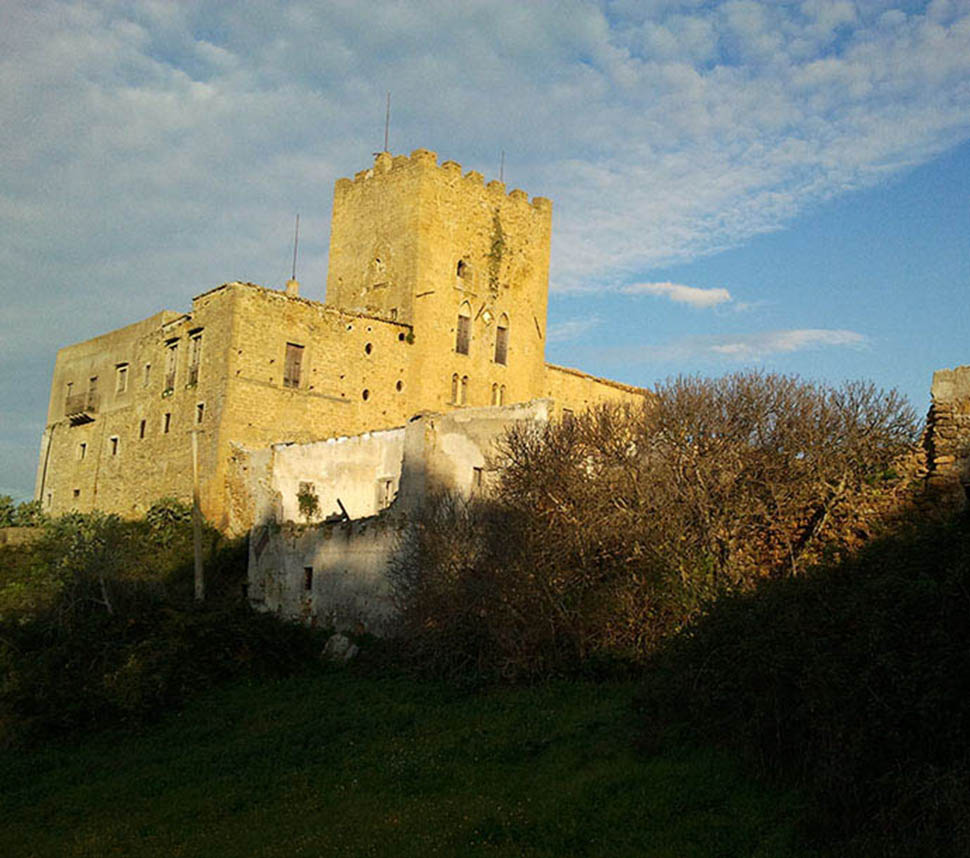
[163,412,171,434]
[377,477,394,511]
[139,419,146,439]
[460,375,468,406]
[304,567,314,592]
[165,340,178,391]
[283,342,304,388]
[494,314,509,365]
[78,442,87,461]
[491,383,499,405]
[88,376,98,396]
[195,402,205,424]
[188,331,203,386]
[66,381,74,398]
[472,467,483,492]
[451,373,459,404]
[116,364,128,393]
[455,302,471,355]
[143,363,151,387]
[498,384,505,406]
[73,489,80,499]
[109,436,119,456]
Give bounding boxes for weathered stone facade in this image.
[35,149,647,531]
[924,365,970,510]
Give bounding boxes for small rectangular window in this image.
[163,412,171,434]
[195,402,205,424]
[78,442,87,460]
[472,467,484,493]
[377,477,394,511]
[116,364,128,393]
[109,436,119,456]
[73,488,80,499]
[284,343,304,388]
[139,419,146,439]
[303,567,314,592]
[143,363,151,387]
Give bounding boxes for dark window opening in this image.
[455,304,471,355]
[495,315,509,365]
[451,373,459,404]
[110,436,119,456]
[116,364,128,393]
[79,442,87,460]
[163,412,171,434]
[139,419,146,439]
[396,379,403,392]
[364,342,372,355]
[165,341,178,391]
[73,489,80,499]
[304,567,313,592]
[460,375,469,405]
[188,332,203,386]
[362,389,370,401]
[284,342,304,388]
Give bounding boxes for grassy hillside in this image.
[0,671,811,858]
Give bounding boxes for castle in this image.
[35,149,646,534]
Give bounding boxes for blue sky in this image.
[2,0,969,500]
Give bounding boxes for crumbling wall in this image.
[924,365,970,510]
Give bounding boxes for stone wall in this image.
[924,365,970,510]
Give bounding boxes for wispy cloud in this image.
[548,315,602,343]
[603,328,869,363]
[621,281,732,308]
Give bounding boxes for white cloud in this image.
[708,328,868,357]
[622,281,732,308]
[548,315,603,343]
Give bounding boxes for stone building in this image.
[35,149,647,532]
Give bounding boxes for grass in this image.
[0,669,812,858]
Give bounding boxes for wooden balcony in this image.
[65,392,99,425]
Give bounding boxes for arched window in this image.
[491,383,499,405]
[451,373,459,404]
[455,302,471,355]
[494,314,509,365]
[460,375,469,405]
[499,384,506,406]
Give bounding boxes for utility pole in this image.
[192,429,204,602]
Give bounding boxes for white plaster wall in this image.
[270,427,405,522]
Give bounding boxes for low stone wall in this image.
[0,527,42,547]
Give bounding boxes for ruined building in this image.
[35,149,646,532]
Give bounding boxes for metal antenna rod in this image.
[291,213,300,280]
[384,92,390,152]
[500,150,505,182]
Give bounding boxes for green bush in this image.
[634,517,970,856]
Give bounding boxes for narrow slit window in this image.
[109,436,119,456]
[451,373,459,404]
[143,363,151,387]
[455,303,471,355]
[78,442,87,460]
[139,419,146,439]
[460,375,469,405]
[116,364,128,393]
[283,342,304,388]
[195,402,205,424]
[304,567,314,592]
[163,412,171,434]
[494,315,509,365]
[491,383,499,405]
[498,384,506,406]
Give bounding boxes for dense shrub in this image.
[634,517,970,856]
[0,503,320,747]
[391,372,920,681]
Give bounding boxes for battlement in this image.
[335,149,551,214]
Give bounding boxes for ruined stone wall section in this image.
[925,365,970,509]
[543,363,651,415]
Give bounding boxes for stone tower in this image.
[325,148,553,413]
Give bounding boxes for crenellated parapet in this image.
[334,149,551,214]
